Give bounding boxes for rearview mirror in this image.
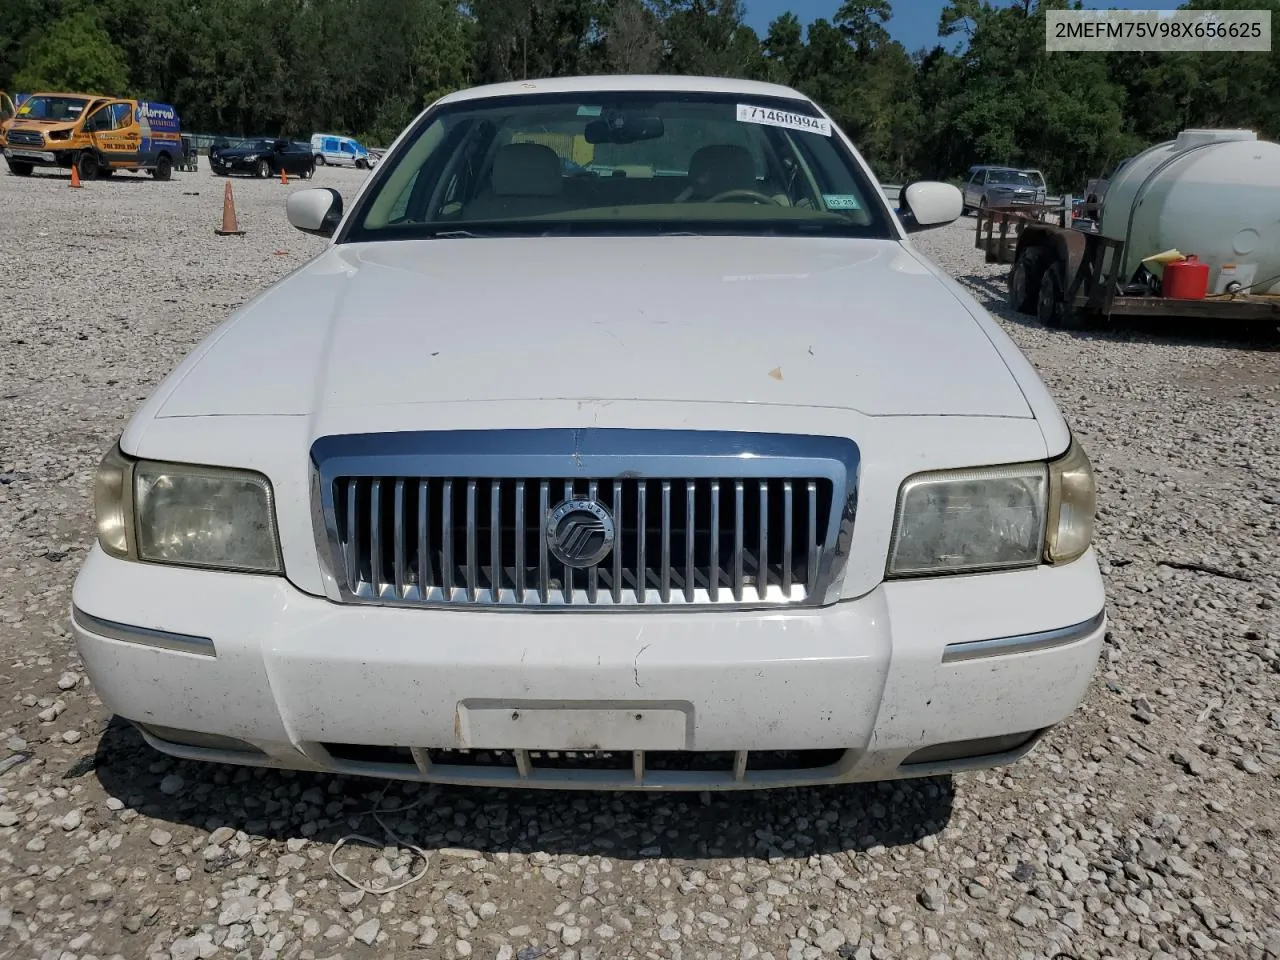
[898,181,963,232]
[287,187,343,238]
[584,113,664,145]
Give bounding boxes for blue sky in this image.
[741,1,1169,54]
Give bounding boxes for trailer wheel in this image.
[1009,247,1050,314]
[1037,262,1066,328]
[154,154,173,181]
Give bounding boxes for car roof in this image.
[435,74,811,106]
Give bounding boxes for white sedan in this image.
[72,74,1105,790]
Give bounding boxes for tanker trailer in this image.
[1005,128,1280,331]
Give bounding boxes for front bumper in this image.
[209,157,255,174]
[4,147,62,166]
[991,194,1043,207]
[71,544,1106,790]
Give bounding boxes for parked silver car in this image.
[962,165,1047,213]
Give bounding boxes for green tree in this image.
[835,0,892,57]
[761,12,803,84]
[11,8,129,94]
[657,0,766,79]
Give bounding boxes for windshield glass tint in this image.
[16,96,89,122]
[344,91,892,241]
[987,170,1033,186]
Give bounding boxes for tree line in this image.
[2,0,1277,192]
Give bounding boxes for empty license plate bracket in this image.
[455,700,693,751]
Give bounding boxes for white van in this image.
[310,133,375,169]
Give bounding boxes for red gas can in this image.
[1163,255,1210,300]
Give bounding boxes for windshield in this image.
[986,169,1036,186]
[342,91,893,242]
[15,95,90,122]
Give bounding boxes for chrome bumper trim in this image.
[72,606,216,658]
[941,609,1105,664]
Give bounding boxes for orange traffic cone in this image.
[70,165,82,188]
[280,167,288,185]
[215,181,245,236]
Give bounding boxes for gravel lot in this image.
[1,161,1278,960]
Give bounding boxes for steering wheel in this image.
[706,188,780,205]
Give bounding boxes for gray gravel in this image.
[2,162,1279,960]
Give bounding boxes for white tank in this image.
[1099,128,1280,295]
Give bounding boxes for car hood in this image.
[8,121,74,134]
[154,236,1033,420]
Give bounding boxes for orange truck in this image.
[2,91,184,180]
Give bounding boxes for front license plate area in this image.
[455,700,693,751]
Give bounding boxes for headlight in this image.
[93,443,283,574]
[887,464,1047,577]
[886,435,1096,578]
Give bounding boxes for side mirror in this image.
[898,181,963,232]
[287,187,343,238]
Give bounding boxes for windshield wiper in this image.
[429,229,487,239]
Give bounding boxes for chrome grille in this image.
[311,429,858,611]
[7,129,44,147]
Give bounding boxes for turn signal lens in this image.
[1045,435,1096,564]
[94,443,133,557]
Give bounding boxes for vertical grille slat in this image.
[328,460,841,609]
[587,480,599,603]
[514,480,526,602]
[441,480,454,601]
[418,480,431,592]
[758,481,769,601]
[684,481,696,604]
[490,481,502,598]
[344,480,359,590]
[807,480,819,596]
[369,479,384,595]
[636,482,647,603]
[782,480,794,597]
[538,481,550,604]
[733,480,745,602]
[660,480,672,604]
[466,480,478,601]
[393,479,406,598]
[563,480,574,603]
[709,480,721,602]
[611,480,623,605]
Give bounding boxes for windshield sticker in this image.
[823,194,862,210]
[576,105,602,116]
[736,104,831,137]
